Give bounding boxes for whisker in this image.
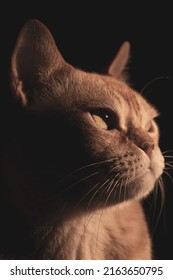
[140,76,171,95]
[82,178,115,253]
[163,156,173,159]
[163,170,173,184]
[95,179,115,253]
[86,178,112,211]
[73,182,100,210]
[165,163,173,169]
[105,173,120,192]
[113,176,122,200]
[61,158,118,179]
[106,179,119,205]
[82,204,102,255]
[162,150,173,155]
[49,157,119,191]
[62,171,101,193]
[123,176,129,202]
[118,177,125,203]
[83,178,113,237]
[165,160,173,164]
[151,176,165,236]
[40,170,102,203]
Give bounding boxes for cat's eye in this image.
[91,109,116,130]
[145,120,155,133]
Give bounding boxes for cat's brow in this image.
[150,106,159,118]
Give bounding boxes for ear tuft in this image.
[108,41,131,80]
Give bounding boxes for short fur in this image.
[0,20,164,259]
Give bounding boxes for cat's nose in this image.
[142,142,154,158]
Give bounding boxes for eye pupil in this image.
[91,109,116,130]
[105,114,109,119]
[100,111,111,127]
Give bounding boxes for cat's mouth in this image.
[104,150,165,201]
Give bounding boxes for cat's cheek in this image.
[149,148,165,179]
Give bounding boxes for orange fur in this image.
[0,20,164,259]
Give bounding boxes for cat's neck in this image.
[31,201,151,260]
[34,205,115,259]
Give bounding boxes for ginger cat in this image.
[0,19,164,259]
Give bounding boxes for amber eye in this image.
[91,109,116,130]
[145,120,155,133]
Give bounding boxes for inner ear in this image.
[108,41,130,80]
[11,19,65,106]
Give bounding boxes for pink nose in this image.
[142,142,154,158]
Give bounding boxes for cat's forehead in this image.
[32,68,158,124]
[67,70,158,119]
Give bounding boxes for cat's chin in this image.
[132,163,164,200]
[133,171,158,200]
[130,149,165,199]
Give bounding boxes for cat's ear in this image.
[108,41,130,81]
[11,19,65,106]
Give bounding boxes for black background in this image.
[0,3,173,260]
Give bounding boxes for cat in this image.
[0,19,165,260]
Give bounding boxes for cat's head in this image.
[7,20,164,215]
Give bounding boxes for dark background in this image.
[0,3,173,260]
